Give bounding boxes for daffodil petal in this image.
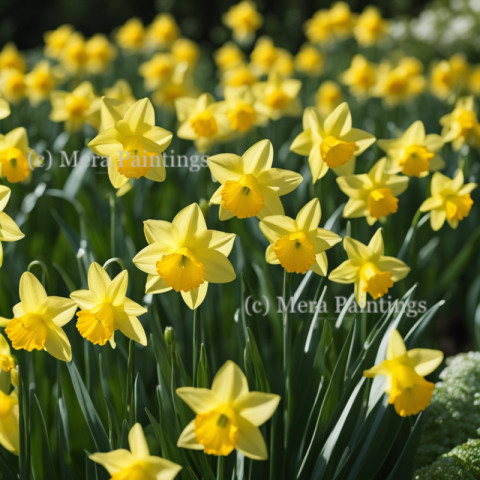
[90,450,134,473]
[407,348,444,377]
[176,420,203,450]
[259,215,295,243]
[211,360,249,404]
[235,417,268,460]
[44,324,72,362]
[19,272,48,312]
[106,270,128,305]
[242,139,273,176]
[208,154,243,183]
[46,296,77,327]
[235,392,280,426]
[176,387,219,414]
[128,423,150,457]
[387,329,407,359]
[181,282,208,310]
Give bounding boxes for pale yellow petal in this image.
[387,329,406,360]
[88,262,111,296]
[176,420,203,450]
[176,387,219,414]
[44,324,72,362]
[328,260,359,283]
[407,349,444,377]
[242,139,273,175]
[235,392,280,427]
[236,417,268,460]
[295,198,320,232]
[324,102,352,137]
[181,282,208,310]
[19,272,48,313]
[172,203,207,241]
[90,450,134,474]
[211,360,249,403]
[128,423,150,458]
[259,215,295,243]
[256,168,302,195]
[208,154,243,183]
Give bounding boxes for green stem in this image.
[102,257,127,274]
[192,308,199,385]
[27,260,49,287]
[109,194,116,257]
[216,455,225,480]
[125,340,135,425]
[397,208,423,260]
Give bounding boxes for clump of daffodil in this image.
[0,68,27,104]
[0,272,77,362]
[44,24,74,59]
[431,53,470,100]
[152,64,195,110]
[177,360,280,459]
[91,423,181,479]
[259,198,341,275]
[329,229,410,307]
[291,103,375,182]
[139,53,175,91]
[208,139,302,220]
[341,54,377,98]
[252,73,302,120]
[70,262,147,347]
[337,158,409,225]
[171,38,199,69]
[420,170,476,231]
[147,13,180,49]
[59,32,88,74]
[222,63,258,88]
[0,388,19,455]
[50,81,100,133]
[364,329,443,417]
[0,43,26,73]
[0,127,36,183]
[175,93,230,153]
[250,37,278,75]
[377,121,445,177]
[0,186,24,265]
[328,2,355,38]
[214,43,244,72]
[316,81,344,117]
[25,60,57,105]
[104,79,136,106]
[440,96,480,150]
[116,18,146,52]
[0,333,15,376]
[85,34,116,74]
[133,203,236,310]
[223,1,263,43]
[224,85,268,133]
[304,9,333,45]
[353,6,389,46]
[295,44,324,76]
[88,97,172,189]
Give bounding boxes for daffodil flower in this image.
[177,360,280,459]
[133,203,236,310]
[223,1,263,43]
[0,333,14,375]
[70,263,147,347]
[316,81,343,117]
[147,14,180,49]
[208,139,302,220]
[259,198,341,274]
[0,127,36,183]
[353,6,389,46]
[116,18,146,52]
[420,170,476,231]
[341,55,377,98]
[336,158,409,225]
[25,60,57,105]
[0,186,24,266]
[364,329,443,417]
[329,229,410,307]
[378,121,444,177]
[291,103,375,182]
[224,85,268,133]
[1,272,77,362]
[88,98,173,189]
[0,389,19,455]
[90,423,181,479]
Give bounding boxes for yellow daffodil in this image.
[0,43,26,73]
[329,229,410,307]
[50,81,100,133]
[44,25,74,59]
[59,32,88,74]
[0,186,24,265]
[291,103,375,182]
[250,37,278,75]
[430,54,470,99]
[304,10,333,45]
[175,93,230,153]
[440,96,480,150]
[88,98,172,189]
[272,49,294,77]
[337,158,409,225]
[222,64,258,88]
[223,1,263,43]
[295,44,324,76]
[133,203,236,310]
[353,6,389,46]
[116,18,146,52]
[90,423,181,479]
[316,81,344,117]
[0,389,19,455]
[139,53,175,91]
[341,54,377,98]
[177,360,280,459]
[0,127,36,183]
[1,272,77,362]
[0,68,26,104]
[70,263,147,347]
[328,2,355,38]
[0,333,15,375]
[104,79,136,106]
[252,74,302,120]
[259,198,341,274]
[171,38,199,68]
[214,43,244,72]
[147,14,180,49]
[85,34,116,74]
[224,85,268,133]
[208,139,302,220]
[25,60,57,105]
[377,121,445,177]
[364,329,443,417]
[468,66,480,96]
[152,64,195,110]
[420,170,476,231]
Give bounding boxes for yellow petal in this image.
[430,209,446,231]
[343,236,370,261]
[387,329,406,360]
[208,153,243,183]
[0,212,24,241]
[197,249,236,284]
[341,128,376,154]
[256,168,303,195]
[106,270,128,305]
[376,257,410,282]
[290,130,313,156]
[407,348,443,377]
[89,449,134,474]
[145,274,171,294]
[46,296,77,327]
[134,243,171,275]
[44,324,72,362]
[19,272,47,312]
[211,361,249,404]
[180,282,208,310]
[368,228,384,258]
[235,417,268,460]
[403,121,425,144]
[259,215,295,243]
[70,289,100,310]
[257,187,285,219]
[177,420,203,450]
[124,98,155,132]
[0,186,11,211]
[328,260,358,283]
[234,392,280,426]
[308,147,329,183]
[296,198,321,231]
[172,203,207,242]
[242,139,273,176]
[88,262,111,296]
[128,423,150,458]
[205,231,236,256]
[176,387,219,414]
[324,102,352,137]
[115,311,147,346]
[363,361,389,378]
[143,220,177,245]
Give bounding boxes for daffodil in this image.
[250,37,278,75]
[291,103,375,182]
[0,68,26,104]
[295,44,324,76]
[329,229,410,307]
[0,127,36,183]
[316,81,344,117]
[337,158,409,225]
[224,85,268,133]
[116,18,146,52]
[0,186,24,265]
[1,272,77,362]
[341,54,377,98]
[0,389,19,455]
[468,66,480,96]
[85,34,116,74]
[88,97,172,189]
[431,54,469,99]
[259,199,341,274]
[90,423,181,479]
[0,333,15,375]
[133,203,236,310]
[175,93,231,153]
[214,43,244,72]
[104,79,137,106]
[152,64,195,110]
[50,81,100,133]
[440,96,480,150]
[208,139,302,220]
[420,170,476,231]
[70,263,147,347]
[377,121,445,177]
[353,6,389,46]
[44,25,74,59]
[0,43,26,72]
[59,32,88,74]
[139,53,175,91]
[177,361,280,459]
[364,329,443,417]
[147,14,180,49]
[222,64,258,88]
[304,10,333,45]
[171,38,199,68]
[223,1,263,43]
[25,60,57,105]
[328,2,355,38]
